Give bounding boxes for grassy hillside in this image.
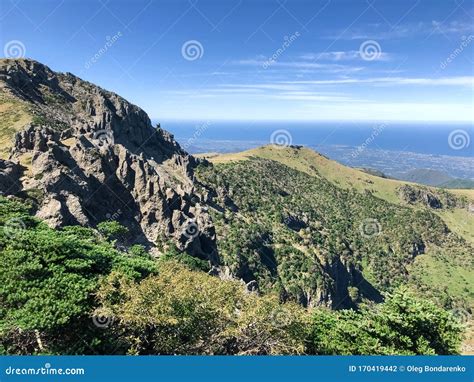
[440,179,474,189]
[197,149,473,309]
[0,196,464,355]
[206,145,474,201]
[204,146,474,243]
[0,93,31,159]
[199,145,473,352]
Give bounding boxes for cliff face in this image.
[2,59,470,312]
[0,59,217,263]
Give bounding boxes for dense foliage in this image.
[0,197,157,354]
[0,193,465,355]
[196,158,473,313]
[96,262,309,355]
[310,288,462,355]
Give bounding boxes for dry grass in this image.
[0,92,31,159]
[61,137,76,147]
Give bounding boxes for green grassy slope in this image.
[0,93,32,159]
[197,150,473,313]
[204,146,474,244]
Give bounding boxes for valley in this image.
[0,58,472,355]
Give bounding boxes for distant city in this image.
[176,138,473,185]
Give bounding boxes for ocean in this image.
[154,120,474,180]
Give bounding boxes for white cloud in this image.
[295,102,473,122]
[154,100,473,122]
[233,58,364,73]
[270,94,358,102]
[153,76,473,122]
[217,77,474,91]
[218,83,304,91]
[165,86,355,102]
[282,76,474,86]
[268,90,359,102]
[328,20,474,40]
[300,51,391,61]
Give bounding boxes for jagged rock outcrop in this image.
[0,59,217,263]
[397,184,460,209]
[0,159,22,195]
[398,185,443,208]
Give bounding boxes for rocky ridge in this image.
[1,59,471,312]
[0,59,217,263]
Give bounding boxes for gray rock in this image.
[0,159,22,195]
[0,58,218,264]
[397,184,461,209]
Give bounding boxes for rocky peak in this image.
[0,59,217,264]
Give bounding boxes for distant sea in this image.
[154,120,474,180]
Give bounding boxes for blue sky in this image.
[1,0,473,122]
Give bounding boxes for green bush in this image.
[0,197,156,354]
[0,197,464,355]
[96,261,309,355]
[309,287,462,355]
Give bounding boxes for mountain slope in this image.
[440,178,474,189]
[197,146,473,312]
[1,59,472,317]
[397,168,453,186]
[203,146,474,243]
[0,59,217,262]
[0,195,462,355]
[395,168,474,189]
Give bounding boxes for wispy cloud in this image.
[281,76,474,86]
[165,88,265,97]
[269,93,361,102]
[215,77,473,93]
[299,51,391,61]
[294,102,473,122]
[164,86,358,102]
[328,20,474,40]
[233,58,364,73]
